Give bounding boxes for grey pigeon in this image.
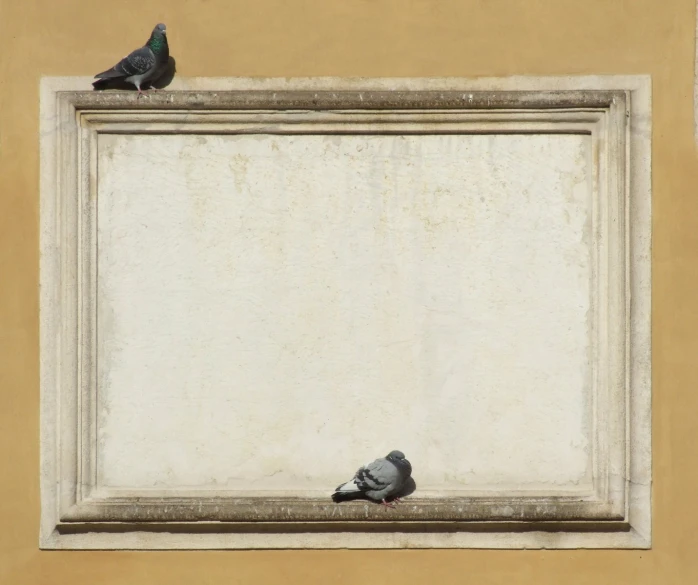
[93,23,169,98]
[331,450,412,507]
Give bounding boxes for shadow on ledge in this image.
[92,56,177,92]
[397,476,417,499]
[56,518,630,535]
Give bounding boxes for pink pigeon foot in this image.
[381,499,396,508]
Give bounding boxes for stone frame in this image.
[40,76,651,549]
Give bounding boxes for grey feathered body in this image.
[94,24,169,91]
[332,450,412,503]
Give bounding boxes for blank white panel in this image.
[96,132,592,493]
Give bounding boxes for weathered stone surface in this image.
[40,75,651,550]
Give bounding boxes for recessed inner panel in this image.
[95,132,592,495]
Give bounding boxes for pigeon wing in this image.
[355,459,395,491]
[95,46,156,80]
[335,458,395,494]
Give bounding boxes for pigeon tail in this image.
[94,67,127,80]
[334,478,364,493]
[331,491,365,503]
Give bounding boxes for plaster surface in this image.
[96,132,592,494]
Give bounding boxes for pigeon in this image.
[331,450,412,508]
[93,23,169,99]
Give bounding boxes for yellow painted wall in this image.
[1,0,697,582]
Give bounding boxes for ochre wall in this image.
[1,0,697,582]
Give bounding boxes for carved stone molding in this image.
[40,76,651,549]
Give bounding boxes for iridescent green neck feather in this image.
[147,32,167,55]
